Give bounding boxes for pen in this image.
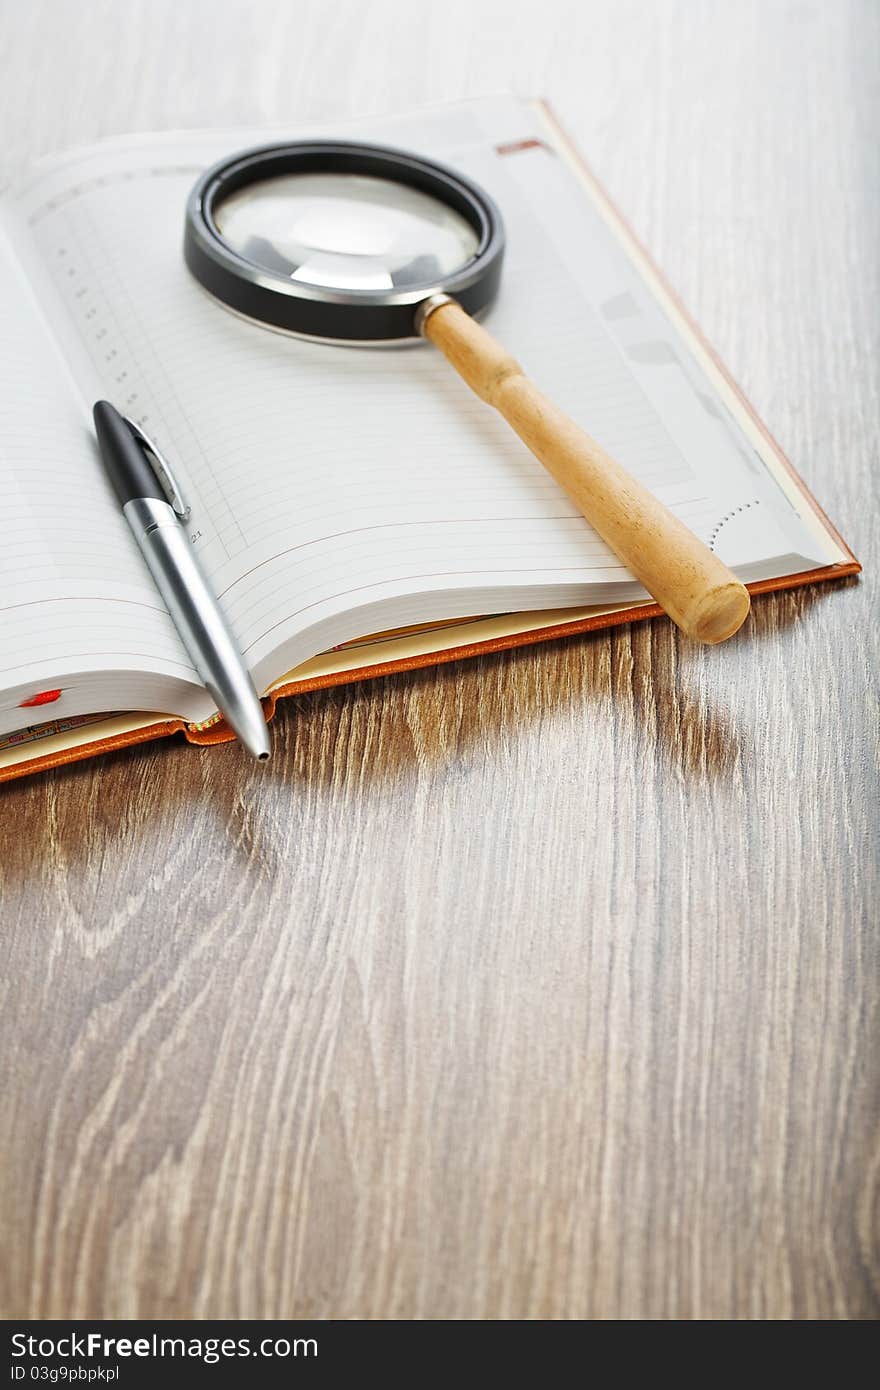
[92,401,270,762]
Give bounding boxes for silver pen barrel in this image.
[123,497,270,760]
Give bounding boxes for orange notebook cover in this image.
[0,100,859,783]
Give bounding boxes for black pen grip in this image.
[93,400,165,506]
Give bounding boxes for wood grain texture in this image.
[0,0,878,1321]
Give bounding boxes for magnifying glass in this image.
[184,140,750,644]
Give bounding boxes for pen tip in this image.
[244,724,271,761]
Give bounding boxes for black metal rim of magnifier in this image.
[183,140,506,343]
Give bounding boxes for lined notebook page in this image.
[5,99,829,692]
[0,228,203,732]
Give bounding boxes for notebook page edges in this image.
[4,98,833,698]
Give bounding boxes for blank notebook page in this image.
[5,97,830,691]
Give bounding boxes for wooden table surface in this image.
[1,0,877,1321]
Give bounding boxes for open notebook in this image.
[0,97,858,780]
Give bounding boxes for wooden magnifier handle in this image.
[419,298,750,645]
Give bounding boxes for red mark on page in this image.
[19,689,62,708]
[495,138,549,157]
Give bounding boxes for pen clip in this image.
[123,417,192,523]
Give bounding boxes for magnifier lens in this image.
[185,141,504,339]
[213,171,481,293]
